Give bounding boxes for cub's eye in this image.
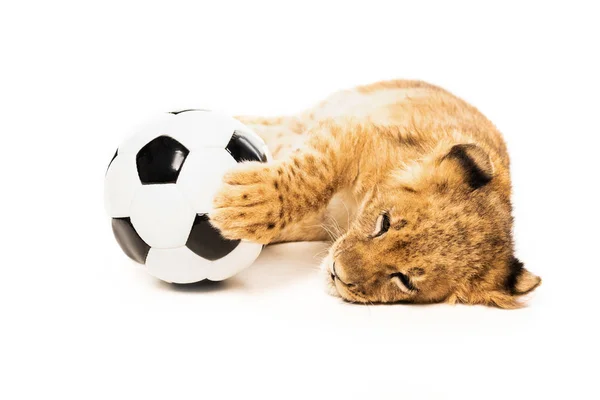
[371,212,391,238]
[390,272,417,294]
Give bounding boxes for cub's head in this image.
[323,143,541,308]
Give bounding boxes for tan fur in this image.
[211,80,541,308]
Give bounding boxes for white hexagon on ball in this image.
[168,110,249,150]
[176,148,238,215]
[206,241,263,281]
[129,184,196,249]
[146,246,212,284]
[105,153,140,218]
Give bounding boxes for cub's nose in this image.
[332,261,354,286]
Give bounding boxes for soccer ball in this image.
[104,109,271,284]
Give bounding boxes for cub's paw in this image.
[211,162,286,244]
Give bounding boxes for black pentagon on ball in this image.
[111,218,150,264]
[226,130,268,163]
[136,136,189,184]
[186,214,240,261]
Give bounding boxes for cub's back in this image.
[303,80,508,162]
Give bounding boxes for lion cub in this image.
[211,80,541,308]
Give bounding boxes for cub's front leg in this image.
[211,123,356,244]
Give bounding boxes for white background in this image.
[1,1,599,399]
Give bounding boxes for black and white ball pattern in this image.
[104,110,270,283]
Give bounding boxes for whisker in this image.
[333,214,343,234]
[319,222,341,242]
[312,222,333,241]
[324,215,341,240]
[303,223,339,243]
[313,248,330,258]
[320,224,337,242]
[340,199,351,232]
[314,247,331,257]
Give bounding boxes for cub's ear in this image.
[483,258,542,309]
[441,144,494,189]
[506,257,542,296]
[451,258,542,309]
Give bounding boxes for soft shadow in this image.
[154,276,246,293]
[149,241,330,294]
[232,241,331,292]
